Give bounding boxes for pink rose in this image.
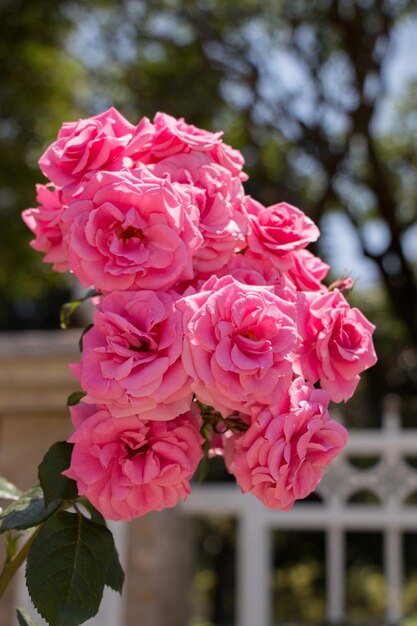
[211,141,247,180]
[122,115,155,162]
[245,197,320,265]
[295,290,377,401]
[135,112,247,179]
[150,153,247,272]
[286,249,329,292]
[150,112,224,157]
[227,378,348,510]
[39,108,136,188]
[22,184,69,272]
[70,289,193,420]
[63,166,203,293]
[177,275,296,416]
[64,405,203,521]
[190,165,247,272]
[219,252,297,302]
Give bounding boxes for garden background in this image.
[1,1,417,624]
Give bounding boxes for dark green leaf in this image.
[198,455,209,482]
[79,323,93,352]
[105,542,125,594]
[38,442,78,507]
[16,607,40,626]
[75,501,124,593]
[79,499,107,527]
[198,435,211,482]
[67,391,86,407]
[0,476,22,501]
[0,485,59,532]
[26,511,115,626]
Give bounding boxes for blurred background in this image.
[1,0,417,624]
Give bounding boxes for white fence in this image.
[182,397,417,626]
[13,398,417,625]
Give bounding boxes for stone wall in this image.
[0,331,194,626]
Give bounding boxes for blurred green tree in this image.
[0,0,89,328]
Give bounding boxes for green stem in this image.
[0,527,41,598]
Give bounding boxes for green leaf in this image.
[0,476,22,501]
[198,440,211,482]
[198,455,209,482]
[5,530,22,560]
[105,542,125,594]
[73,501,125,594]
[0,485,59,532]
[60,300,81,330]
[60,290,99,329]
[16,607,40,626]
[67,391,86,407]
[79,323,93,352]
[79,499,107,527]
[26,511,115,626]
[38,442,78,507]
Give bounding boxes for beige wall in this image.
[0,331,193,626]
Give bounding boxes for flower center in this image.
[118,226,144,242]
[121,432,149,458]
[124,443,149,459]
[129,339,150,353]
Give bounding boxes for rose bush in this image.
[22,106,376,520]
[0,107,379,626]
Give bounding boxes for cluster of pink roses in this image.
[23,108,377,521]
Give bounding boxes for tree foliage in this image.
[0,0,87,327]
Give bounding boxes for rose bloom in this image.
[150,112,224,157]
[71,289,192,420]
[295,290,377,402]
[126,112,247,179]
[245,197,320,266]
[150,153,247,273]
[219,252,297,302]
[64,404,203,521]
[39,107,135,189]
[286,249,329,292]
[63,166,203,293]
[226,378,348,510]
[151,113,247,180]
[22,184,69,272]
[177,275,296,417]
